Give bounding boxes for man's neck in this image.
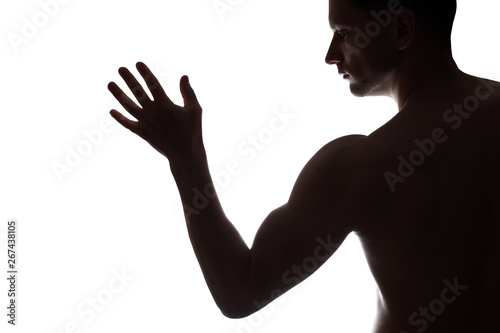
[392,53,460,112]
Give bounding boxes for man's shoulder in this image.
[305,134,389,196]
[297,135,370,191]
[311,134,368,168]
[323,134,368,148]
[288,134,378,230]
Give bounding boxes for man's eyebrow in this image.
[329,16,351,30]
[330,22,351,31]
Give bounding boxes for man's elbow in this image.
[217,299,256,319]
[216,293,265,319]
[221,305,267,319]
[217,291,278,319]
[220,307,251,319]
[212,270,277,318]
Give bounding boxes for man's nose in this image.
[325,37,342,65]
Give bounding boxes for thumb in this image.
[180,75,200,108]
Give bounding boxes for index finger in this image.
[136,62,172,104]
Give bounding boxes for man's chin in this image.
[349,83,370,97]
[347,76,390,98]
[348,79,382,98]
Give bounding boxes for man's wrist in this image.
[169,148,209,181]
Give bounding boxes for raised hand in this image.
[108,62,204,162]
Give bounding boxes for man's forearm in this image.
[170,152,252,317]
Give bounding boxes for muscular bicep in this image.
[246,136,364,310]
[248,205,348,302]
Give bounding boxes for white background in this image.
[1,0,499,332]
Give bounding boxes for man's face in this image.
[326,0,400,97]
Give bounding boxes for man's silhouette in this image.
[107,0,499,331]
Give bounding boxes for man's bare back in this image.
[346,73,500,332]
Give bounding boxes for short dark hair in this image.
[350,0,457,41]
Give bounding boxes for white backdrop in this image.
[1,0,499,332]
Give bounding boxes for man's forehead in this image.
[329,0,365,29]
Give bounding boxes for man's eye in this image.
[337,31,349,39]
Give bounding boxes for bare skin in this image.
[107,0,499,331]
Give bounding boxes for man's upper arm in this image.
[245,135,366,312]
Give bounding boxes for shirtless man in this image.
[107,0,500,331]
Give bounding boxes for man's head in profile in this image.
[326,0,458,101]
